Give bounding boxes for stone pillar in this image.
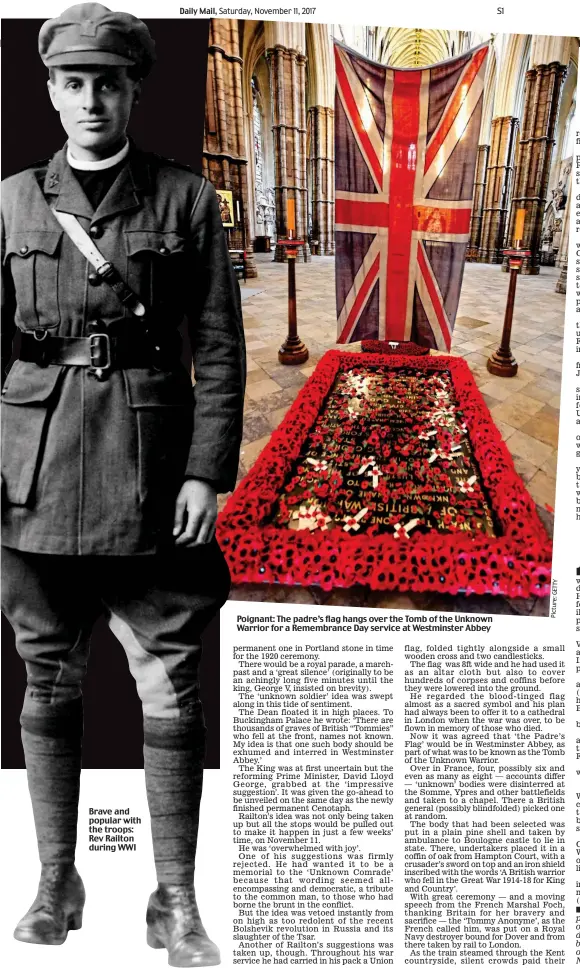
[503,62,567,274]
[308,105,334,255]
[267,44,311,263]
[555,182,570,294]
[478,117,519,263]
[204,20,257,278]
[466,143,489,261]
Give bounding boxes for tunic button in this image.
[19,245,29,254]
[88,271,102,286]
[89,224,104,239]
[87,320,102,334]
[159,245,169,255]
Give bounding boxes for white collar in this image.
[67,140,130,171]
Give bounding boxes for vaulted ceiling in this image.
[332,26,473,68]
[367,28,467,67]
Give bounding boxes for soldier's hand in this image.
[173,479,217,546]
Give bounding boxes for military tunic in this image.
[1,143,246,555]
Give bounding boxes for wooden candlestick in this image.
[278,239,309,366]
[487,249,529,378]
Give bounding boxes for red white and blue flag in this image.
[334,41,488,348]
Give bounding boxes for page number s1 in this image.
[497,6,505,11]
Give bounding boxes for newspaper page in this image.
[0,2,578,968]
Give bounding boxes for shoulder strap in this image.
[51,208,146,318]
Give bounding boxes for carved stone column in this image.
[204,19,257,278]
[555,255,568,294]
[308,105,334,255]
[555,183,570,294]
[478,117,519,263]
[466,143,489,261]
[267,44,311,263]
[503,62,567,275]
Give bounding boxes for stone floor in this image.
[223,255,564,616]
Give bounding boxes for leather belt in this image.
[19,332,164,379]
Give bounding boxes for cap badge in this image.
[80,19,99,37]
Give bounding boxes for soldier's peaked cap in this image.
[39,3,155,77]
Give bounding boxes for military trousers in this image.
[2,541,230,878]
[1,540,230,726]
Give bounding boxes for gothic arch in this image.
[305,23,335,254]
[494,34,530,117]
[530,34,573,68]
[554,59,578,155]
[513,36,532,121]
[548,59,577,197]
[251,62,277,242]
[480,43,497,145]
[305,22,333,109]
[241,21,267,244]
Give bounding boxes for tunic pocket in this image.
[1,362,65,506]
[124,230,188,315]
[4,230,63,330]
[123,369,193,508]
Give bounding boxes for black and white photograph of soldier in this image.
[1,4,245,965]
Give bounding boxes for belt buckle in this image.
[89,333,111,380]
[33,328,50,367]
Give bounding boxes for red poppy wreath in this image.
[217,351,552,597]
[361,339,430,356]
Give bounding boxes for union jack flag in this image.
[334,41,488,348]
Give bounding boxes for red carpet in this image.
[218,351,552,597]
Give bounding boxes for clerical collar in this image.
[67,140,130,171]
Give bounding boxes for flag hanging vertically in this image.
[334,41,489,348]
